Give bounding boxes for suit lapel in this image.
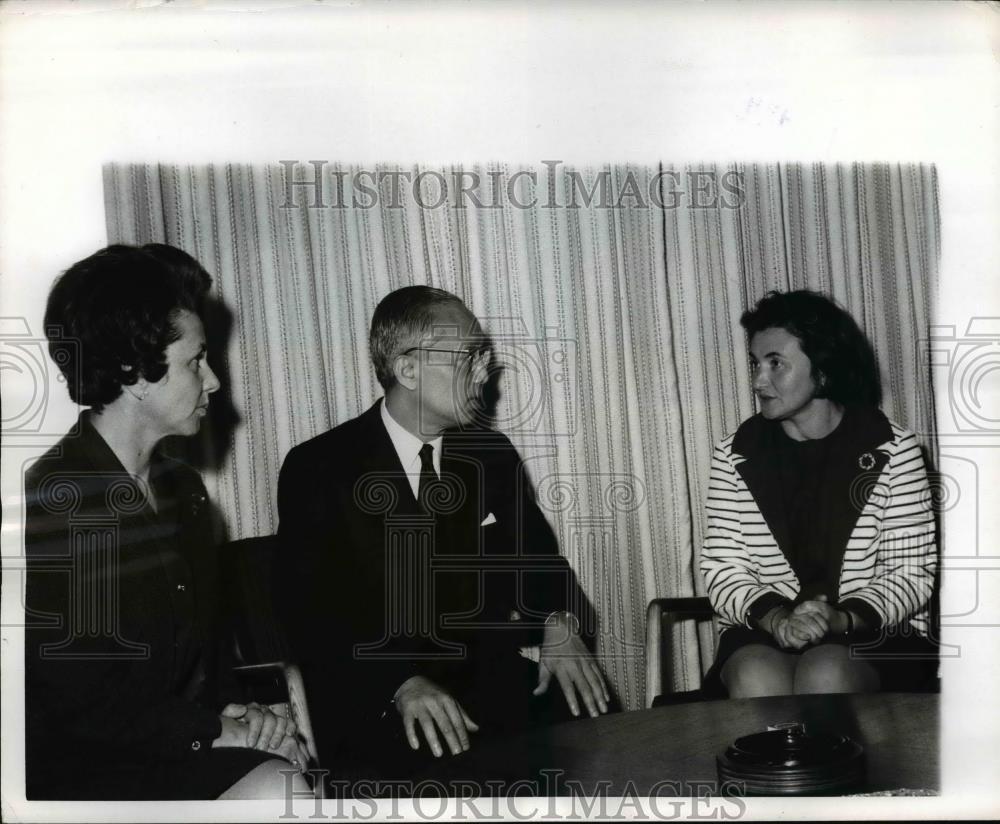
[443,432,495,548]
[436,433,487,635]
[733,415,795,562]
[816,408,892,566]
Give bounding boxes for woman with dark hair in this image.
[24,244,310,799]
[700,290,937,697]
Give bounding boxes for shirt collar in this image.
[380,398,442,475]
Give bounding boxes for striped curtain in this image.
[103,162,938,710]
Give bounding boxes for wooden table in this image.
[412,692,938,796]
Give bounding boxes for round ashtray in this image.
[717,722,865,795]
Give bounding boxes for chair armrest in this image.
[232,662,320,767]
[645,597,714,708]
[283,663,319,764]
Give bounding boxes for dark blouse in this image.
[771,407,853,602]
[23,412,244,798]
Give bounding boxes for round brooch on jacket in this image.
[858,452,876,471]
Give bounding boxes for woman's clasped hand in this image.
[215,703,310,770]
[765,596,845,649]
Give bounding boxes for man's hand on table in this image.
[394,675,479,758]
[535,611,610,718]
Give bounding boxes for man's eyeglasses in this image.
[402,345,492,370]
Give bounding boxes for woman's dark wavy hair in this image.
[45,244,212,412]
[740,289,882,407]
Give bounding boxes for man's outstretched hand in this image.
[394,675,479,758]
[535,611,610,718]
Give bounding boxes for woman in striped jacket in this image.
[700,290,938,698]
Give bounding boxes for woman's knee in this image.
[722,645,796,698]
[218,759,310,800]
[794,644,879,694]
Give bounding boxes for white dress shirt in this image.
[380,399,442,500]
[381,400,559,663]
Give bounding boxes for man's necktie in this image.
[417,442,436,514]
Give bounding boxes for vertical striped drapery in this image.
[104,162,938,710]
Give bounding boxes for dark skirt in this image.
[28,747,285,800]
[702,626,939,698]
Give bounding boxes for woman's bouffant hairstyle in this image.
[740,289,883,407]
[45,244,212,412]
[369,285,468,390]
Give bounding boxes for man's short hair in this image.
[369,286,468,390]
[44,243,212,412]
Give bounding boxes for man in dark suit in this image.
[276,286,608,781]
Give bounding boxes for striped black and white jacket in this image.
[700,407,936,638]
